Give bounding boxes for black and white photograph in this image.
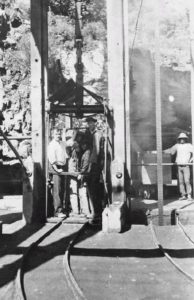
[0,0,194,299]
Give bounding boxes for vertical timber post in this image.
[106,0,131,203]
[190,1,194,198]
[155,0,163,225]
[24,0,48,223]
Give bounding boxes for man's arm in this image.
[189,144,194,162]
[163,144,177,155]
[52,163,63,173]
[80,150,91,174]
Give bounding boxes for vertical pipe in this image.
[155,0,163,225]
[190,1,194,198]
[122,0,131,176]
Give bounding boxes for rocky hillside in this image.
[0,0,192,160]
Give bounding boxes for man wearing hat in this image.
[164,133,194,200]
[86,116,103,223]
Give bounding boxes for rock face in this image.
[0,0,192,162]
[0,2,30,161]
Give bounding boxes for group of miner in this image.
[48,116,105,224]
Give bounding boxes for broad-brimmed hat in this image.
[177,132,188,140]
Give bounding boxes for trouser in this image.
[49,164,67,214]
[178,165,192,196]
[53,174,67,213]
[87,164,102,219]
[69,177,79,214]
[79,184,91,215]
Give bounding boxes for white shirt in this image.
[48,140,67,165]
[166,143,194,165]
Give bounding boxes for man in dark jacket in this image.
[85,117,103,224]
[78,139,91,216]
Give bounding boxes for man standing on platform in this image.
[86,116,103,224]
[48,128,67,217]
[164,132,194,201]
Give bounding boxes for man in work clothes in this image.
[78,138,91,217]
[86,116,103,223]
[48,128,67,217]
[164,132,194,200]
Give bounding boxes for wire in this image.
[129,0,144,66]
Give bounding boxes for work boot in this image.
[54,212,67,218]
[187,194,193,201]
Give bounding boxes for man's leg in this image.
[53,174,62,213]
[183,166,192,198]
[178,167,186,199]
[69,178,79,214]
[87,168,102,220]
[79,185,90,215]
[62,176,70,214]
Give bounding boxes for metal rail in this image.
[132,163,194,166]
[15,220,88,300]
[177,218,194,245]
[148,213,194,284]
[63,223,88,300]
[15,219,65,300]
[176,202,194,245]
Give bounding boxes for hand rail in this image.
[132,163,194,166]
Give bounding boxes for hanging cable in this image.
[129,0,144,66]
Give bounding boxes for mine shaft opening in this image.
[45,83,112,219]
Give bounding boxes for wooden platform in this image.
[131,196,194,226]
[150,199,194,225]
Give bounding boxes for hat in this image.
[177,132,188,140]
[85,116,97,123]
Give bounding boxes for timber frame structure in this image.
[26,0,131,224]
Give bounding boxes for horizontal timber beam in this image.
[50,104,104,114]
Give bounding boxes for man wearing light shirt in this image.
[48,128,67,217]
[164,133,194,200]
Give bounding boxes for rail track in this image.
[14,219,88,300]
[148,215,194,284]
[14,209,194,300]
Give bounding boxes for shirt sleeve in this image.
[47,142,56,165]
[164,144,177,155]
[189,144,194,153]
[80,150,91,174]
